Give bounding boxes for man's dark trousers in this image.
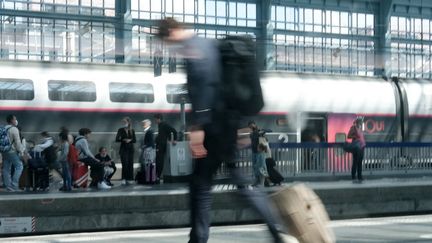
[188,113,283,243]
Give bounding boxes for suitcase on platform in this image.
[72,161,89,188]
[270,183,335,243]
[145,162,157,184]
[266,158,284,185]
[26,151,49,191]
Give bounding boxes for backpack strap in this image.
[73,137,85,156]
[73,137,84,145]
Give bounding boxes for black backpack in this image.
[219,35,264,116]
[42,138,58,168]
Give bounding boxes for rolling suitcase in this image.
[270,183,335,243]
[27,151,49,191]
[72,161,89,188]
[266,158,284,185]
[32,167,50,191]
[145,162,157,184]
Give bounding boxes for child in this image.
[95,147,116,186]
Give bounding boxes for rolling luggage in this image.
[27,151,50,191]
[31,167,50,191]
[145,162,157,184]
[270,183,335,243]
[72,161,89,188]
[266,158,284,185]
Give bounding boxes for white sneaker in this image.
[279,233,299,243]
[98,181,112,190]
[121,179,127,185]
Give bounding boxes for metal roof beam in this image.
[0,9,117,23]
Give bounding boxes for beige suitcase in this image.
[271,183,335,243]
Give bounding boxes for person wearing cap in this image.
[347,117,366,183]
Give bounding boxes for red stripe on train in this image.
[0,106,191,113]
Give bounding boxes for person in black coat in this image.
[154,114,177,181]
[115,117,136,185]
[156,18,288,243]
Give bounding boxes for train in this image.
[0,60,431,161]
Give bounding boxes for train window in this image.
[166,84,190,104]
[48,80,96,102]
[0,79,34,100]
[109,83,154,103]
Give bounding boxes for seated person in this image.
[75,128,110,190]
[95,147,116,187]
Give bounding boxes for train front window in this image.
[48,80,96,102]
[109,82,154,103]
[166,84,190,104]
[0,79,34,100]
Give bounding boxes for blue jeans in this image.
[61,160,72,190]
[252,152,267,186]
[2,151,23,189]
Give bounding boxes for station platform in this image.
[1,177,432,236]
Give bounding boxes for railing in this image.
[216,142,432,179]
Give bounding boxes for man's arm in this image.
[10,127,24,154]
[34,138,54,152]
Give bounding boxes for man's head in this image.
[154,114,163,124]
[41,131,50,138]
[99,147,108,157]
[354,117,364,127]
[79,128,92,137]
[142,119,151,129]
[156,18,191,43]
[248,121,257,130]
[6,114,17,126]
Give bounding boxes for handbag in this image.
[343,140,361,153]
[258,136,272,158]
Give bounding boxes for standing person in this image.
[34,131,57,169]
[95,147,116,187]
[140,119,155,164]
[347,117,366,183]
[154,114,177,183]
[115,117,136,185]
[139,119,156,183]
[248,121,270,187]
[58,130,72,191]
[157,18,291,243]
[75,128,110,189]
[1,115,24,192]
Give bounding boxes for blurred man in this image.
[157,18,293,243]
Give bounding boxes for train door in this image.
[327,113,357,173]
[300,113,327,143]
[298,113,327,172]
